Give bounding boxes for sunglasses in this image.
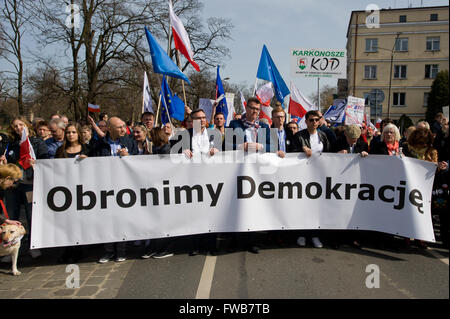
[308,118,321,123]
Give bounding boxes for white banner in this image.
[31,152,436,249]
[291,48,347,78]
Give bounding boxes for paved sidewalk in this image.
[0,246,136,299]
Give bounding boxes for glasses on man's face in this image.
[308,118,321,123]
[273,115,285,119]
[248,106,260,112]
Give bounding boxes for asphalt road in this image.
[116,235,449,299]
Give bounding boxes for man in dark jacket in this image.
[335,125,369,155]
[226,97,273,153]
[91,116,138,263]
[291,110,331,156]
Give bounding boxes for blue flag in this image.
[145,27,190,85]
[256,45,290,102]
[215,65,228,122]
[160,76,185,125]
[323,98,347,124]
[160,76,173,125]
[171,94,185,121]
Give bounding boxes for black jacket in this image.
[369,139,390,155]
[291,129,331,153]
[91,134,138,157]
[335,136,368,154]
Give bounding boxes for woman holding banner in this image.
[402,127,441,249]
[3,117,48,258]
[369,123,402,156]
[55,123,89,159]
[55,123,89,263]
[133,123,152,155]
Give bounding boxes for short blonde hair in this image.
[0,164,23,180]
[381,123,401,142]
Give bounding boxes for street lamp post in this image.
[386,33,402,118]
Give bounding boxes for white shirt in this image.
[309,132,323,154]
[192,128,210,154]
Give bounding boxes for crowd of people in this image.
[0,97,449,265]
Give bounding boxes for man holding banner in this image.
[91,116,138,263]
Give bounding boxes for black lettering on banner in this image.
[358,184,375,200]
[409,189,424,214]
[47,186,72,212]
[305,182,322,199]
[76,185,96,210]
[237,176,255,199]
[206,183,223,207]
[379,185,395,203]
[101,190,114,209]
[163,180,170,205]
[326,177,342,200]
[394,181,406,210]
[140,188,159,206]
[175,185,203,204]
[117,189,137,208]
[345,184,358,200]
[279,182,302,199]
[258,181,275,199]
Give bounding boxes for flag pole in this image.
[177,50,188,107]
[253,78,258,97]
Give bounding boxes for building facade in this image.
[346,5,449,123]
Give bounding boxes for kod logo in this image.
[297,58,307,70]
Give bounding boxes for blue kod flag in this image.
[256,45,290,102]
[215,65,228,122]
[145,26,190,85]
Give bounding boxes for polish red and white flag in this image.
[288,81,315,118]
[169,1,200,72]
[18,127,36,170]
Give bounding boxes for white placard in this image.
[291,48,347,78]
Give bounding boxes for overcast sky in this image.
[202,0,449,100]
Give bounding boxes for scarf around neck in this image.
[385,140,399,155]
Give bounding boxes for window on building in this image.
[394,65,407,79]
[393,93,406,106]
[430,14,438,21]
[423,92,430,107]
[425,64,439,79]
[364,65,377,79]
[365,38,378,52]
[426,37,440,51]
[394,38,408,51]
[399,15,407,22]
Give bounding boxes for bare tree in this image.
[0,0,28,115]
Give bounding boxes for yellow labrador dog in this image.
[0,224,26,275]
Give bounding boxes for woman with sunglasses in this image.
[292,110,332,249]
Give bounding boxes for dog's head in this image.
[0,224,26,248]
